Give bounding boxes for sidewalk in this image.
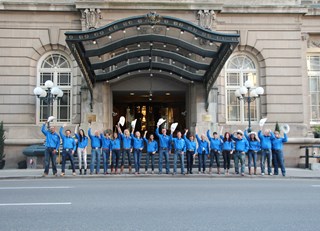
[0,167,319,179]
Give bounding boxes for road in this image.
[0,178,319,231]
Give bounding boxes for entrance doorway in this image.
[113,91,186,134]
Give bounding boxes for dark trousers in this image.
[44,147,57,175]
[222,150,232,170]
[112,149,121,169]
[198,153,207,172]
[145,152,155,171]
[186,150,194,173]
[209,150,220,168]
[61,149,75,173]
[121,149,132,167]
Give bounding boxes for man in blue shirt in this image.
[88,124,102,175]
[100,130,112,175]
[231,130,249,176]
[59,125,77,176]
[131,129,144,175]
[41,122,60,176]
[207,130,222,174]
[272,131,288,176]
[195,127,209,174]
[171,131,186,175]
[184,129,197,174]
[155,125,171,174]
[258,127,275,176]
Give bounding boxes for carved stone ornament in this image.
[197,10,216,30]
[146,12,162,25]
[308,39,320,48]
[81,8,102,30]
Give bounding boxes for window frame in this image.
[224,54,260,124]
[307,54,320,124]
[36,51,73,124]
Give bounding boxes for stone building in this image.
[1,0,320,168]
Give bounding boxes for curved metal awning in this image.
[65,12,239,102]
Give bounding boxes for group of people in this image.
[41,120,288,177]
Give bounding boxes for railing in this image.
[299,145,320,168]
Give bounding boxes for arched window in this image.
[37,53,72,123]
[308,55,320,123]
[225,54,259,123]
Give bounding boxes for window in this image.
[308,55,320,123]
[37,53,72,123]
[225,55,259,123]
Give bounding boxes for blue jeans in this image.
[198,153,207,172]
[61,149,76,173]
[209,150,221,168]
[102,148,110,173]
[261,149,272,174]
[173,150,185,174]
[186,150,194,173]
[272,149,286,176]
[247,150,257,168]
[90,148,101,174]
[134,149,142,173]
[234,151,246,174]
[121,149,132,167]
[44,147,57,175]
[159,148,170,174]
[112,149,121,170]
[145,152,155,171]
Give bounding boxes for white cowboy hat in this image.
[47,116,55,122]
[118,116,125,126]
[170,122,178,133]
[236,130,244,136]
[131,119,137,128]
[259,118,268,127]
[157,118,166,127]
[248,131,257,137]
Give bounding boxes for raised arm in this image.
[59,126,65,139]
[206,130,212,140]
[41,123,48,136]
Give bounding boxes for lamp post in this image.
[235,80,264,133]
[33,80,63,128]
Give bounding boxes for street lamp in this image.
[33,80,63,127]
[235,80,264,133]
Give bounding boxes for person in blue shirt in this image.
[244,130,261,175]
[131,128,144,175]
[110,130,121,174]
[88,125,102,175]
[272,131,288,176]
[258,127,275,176]
[231,130,249,176]
[75,124,88,175]
[143,131,158,174]
[117,125,133,174]
[59,125,77,176]
[155,125,171,174]
[184,129,197,174]
[100,130,112,175]
[220,132,234,175]
[170,130,186,175]
[207,130,222,174]
[195,127,209,174]
[41,122,60,176]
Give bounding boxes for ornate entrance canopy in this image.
[65,12,239,103]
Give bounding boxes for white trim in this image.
[36,51,73,125]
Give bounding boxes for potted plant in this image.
[0,121,6,169]
[313,125,320,138]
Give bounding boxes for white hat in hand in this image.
[157,118,166,127]
[118,116,125,126]
[170,123,178,133]
[131,119,137,128]
[47,116,55,122]
[259,118,267,127]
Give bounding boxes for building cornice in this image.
[0,0,77,11]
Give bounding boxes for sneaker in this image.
[241,173,245,176]
[269,173,273,176]
[42,173,48,177]
[261,173,265,176]
[72,172,76,176]
[151,171,154,174]
[135,172,138,175]
[60,172,65,176]
[145,171,148,174]
[53,173,57,177]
